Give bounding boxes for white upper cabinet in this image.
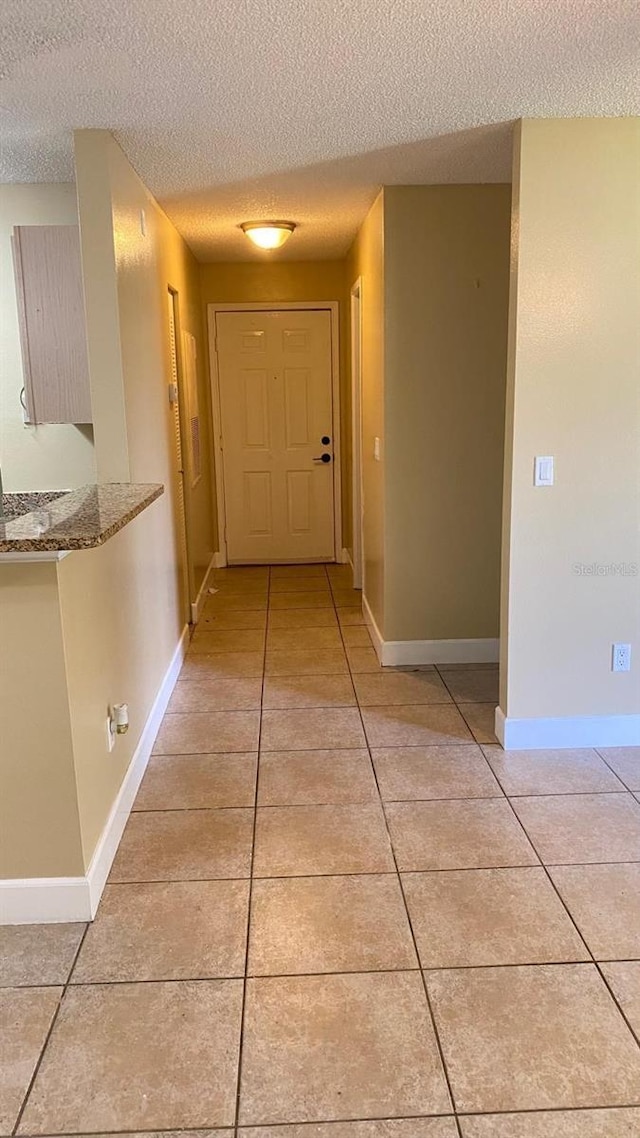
[11,224,92,424]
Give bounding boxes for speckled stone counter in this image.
[0,483,163,554]
[0,490,68,521]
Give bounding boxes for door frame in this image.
[350,278,364,589]
[207,301,343,566]
[167,286,193,625]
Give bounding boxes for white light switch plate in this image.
[534,456,554,486]
[374,437,381,461]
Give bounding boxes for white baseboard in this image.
[341,547,352,567]
[213,550,227,568]
[496,706,640,749]
[362,593,384,656]
[362,595,499,666]
[0,877,91,926]
[190,553,216,624]
[0,626,189,925]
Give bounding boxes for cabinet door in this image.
[12,225,92,424]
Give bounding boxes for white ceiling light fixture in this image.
[241,221,295,250]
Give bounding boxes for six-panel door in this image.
[215,309,335,563]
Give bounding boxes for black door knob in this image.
[321,435,331,445]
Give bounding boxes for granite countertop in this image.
[0,483,164,554]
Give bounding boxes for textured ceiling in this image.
[1,0,639,260]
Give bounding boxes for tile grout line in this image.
[594,745,640,794]
[129,789,640,813]
[11,922,91,1136]
[334,585,464,1137]
[8,1102,640,1137]
[7,1100,640,1138]
[18,568,639,1132]
[397,656,640,1107]
[154,741,484,753]
[72,857,640,891]
[232,563,271,1138]
[33,952,637,991]
[498,789,640,1054]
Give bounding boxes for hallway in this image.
[4,564,640,1136]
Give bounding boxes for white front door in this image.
[215,309,335,563]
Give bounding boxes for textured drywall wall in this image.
[345,194,385,630]
[68,129,215,866]
[383,185,511,641]
[0,562,84,878]
[76,129,215,603]
[57,505,177,868]
[500,117,640,720]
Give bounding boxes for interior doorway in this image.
[208,303,342,565]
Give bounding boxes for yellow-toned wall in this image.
[383,185,511,641]
[199,260,350,550]
[55,129,215,870]
[57,505,175,866]
[76,130,215,604]
[74,137,130,484]
[199,261,346,306]
[344,187,509,644]
[501,117,640,720]
[0,562,84,878]
[345,194,386,629]
[0,184,96,492]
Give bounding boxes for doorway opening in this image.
[208,302,342,566]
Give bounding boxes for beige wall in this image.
[199,261,346,305]
[57,504,177,865]
[0,561,84,878]
[199,260,350,550]
[0,184,96,492]
[75,129,215,604]
[64,129,215,866]
[500,117,640,720]
[344,187,510,644]
[0,496,177,879]
[2,130,216,881]
[345,194,386,629]
[383,185,511,641]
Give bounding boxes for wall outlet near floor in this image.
[612,643,631,672]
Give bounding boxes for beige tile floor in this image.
[3,562,640,1136]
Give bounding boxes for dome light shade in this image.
[241,221,295,250]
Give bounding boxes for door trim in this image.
[350,278,364,589]
[167,287,192,624]
[207,301,342,566]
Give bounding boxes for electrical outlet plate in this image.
[612,643,631,673]
[106,716,115,752]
